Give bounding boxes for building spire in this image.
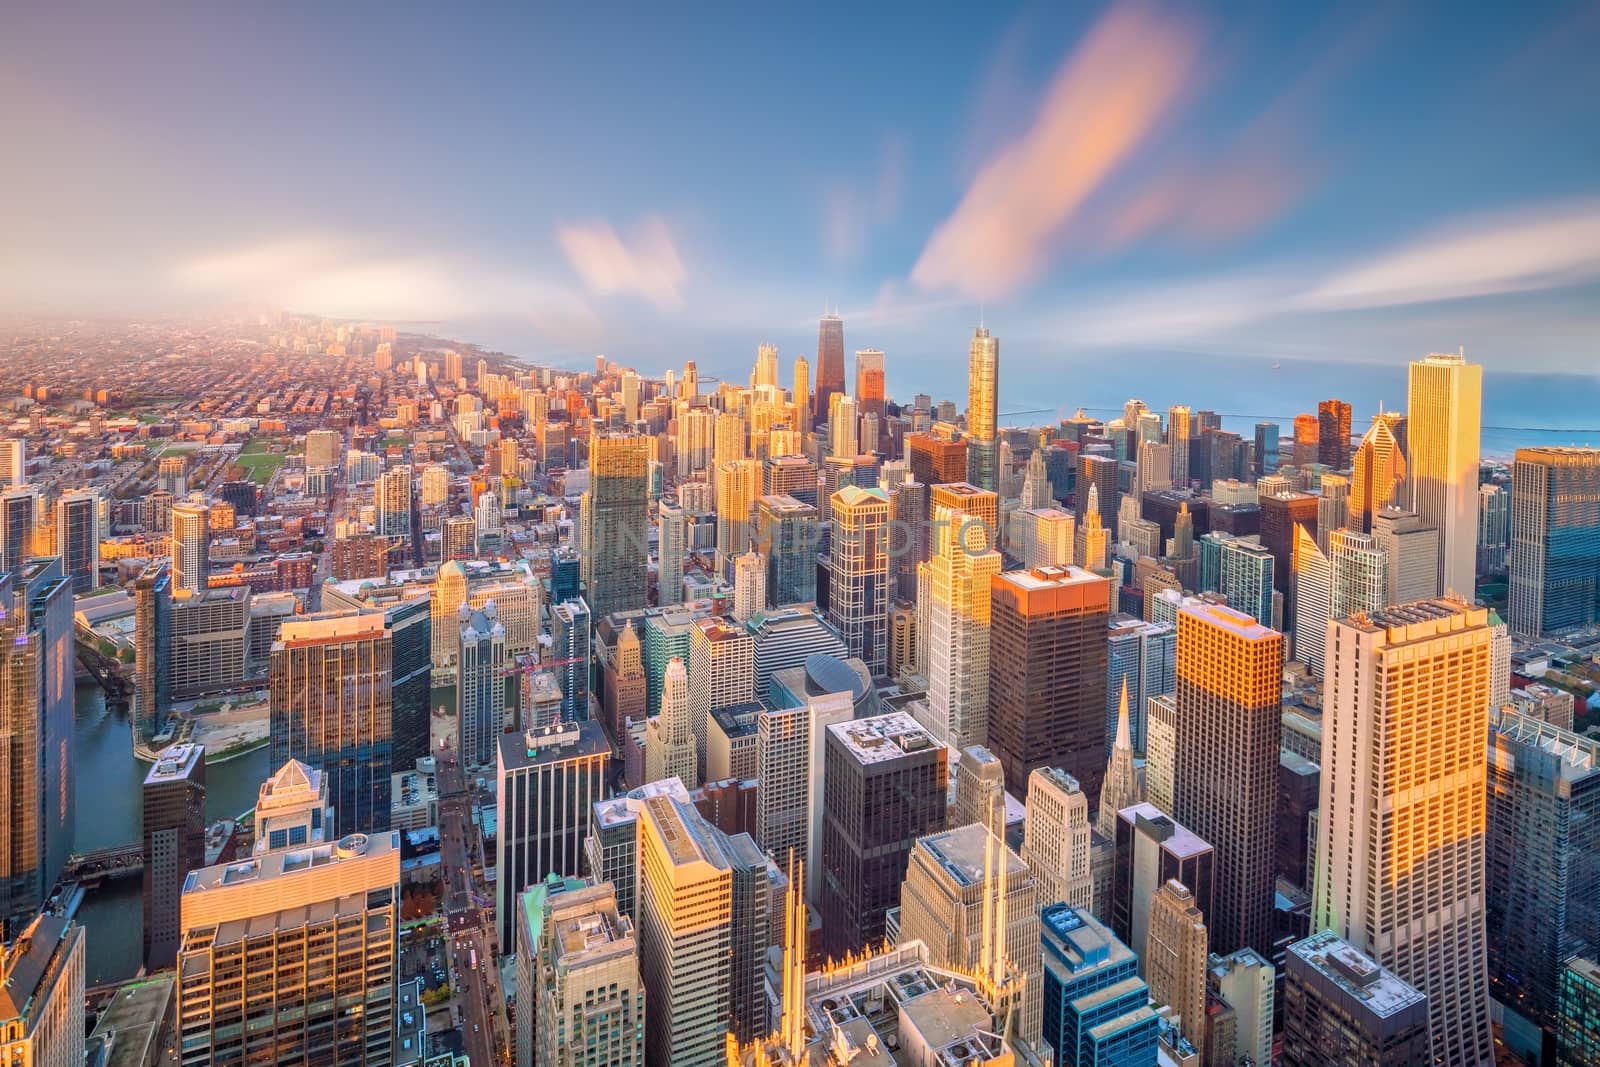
[1098,677,1144,837]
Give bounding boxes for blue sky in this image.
[2,2,1597,396]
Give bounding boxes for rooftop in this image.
[829,711,940,765]
[1288,931,1426,1019]
[0,914,75,1022]
[497,718,608,771]
[917,824,1028,889]
[1118,802,1212,859]
[144,742,204,785]
[85,975,174,1067]
[184,830,397,895]
[998,564,1104,591]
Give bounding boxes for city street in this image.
[437,751,509,1065]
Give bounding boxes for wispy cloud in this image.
[1298,199,1600,310]
[557,216,686,309]
[821,135,908,265]
[911,2,1204,300]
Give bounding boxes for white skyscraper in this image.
[657,498,686,607]
[169,498,211,595]
[645,658,697,788]
[1313,600,1494,1066]
[731,550,765,624]
[917,505,1002,750]
[1407,351,1482,598]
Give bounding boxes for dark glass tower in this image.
[812,313,845,424]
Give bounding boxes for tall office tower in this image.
[51,488,99,593]
[1165,405,1192,490]
[1110,802,1213,962]
[1408,351,1482,597]
[645,657,697,787]
[827,394,858,459]
[1313,601,1495,1066]
[1292,413,1320,467]
[1136,439,1174,501]
[1209,948,1274,1067]
[374,463,413,538]
[951,745,1007,837]
[1351,412,1408,531]
[523,880,645,1067]
[1040,904,1160,1067]
[898,824,1044,1049]
[1096,683,1142,836]
[1077,453,1122,539]
[676,407,715,478]
[158,455,188,496]
[635,794,734,1066]
[755,495,817,607]
[254,758,333,855]
[1023,766,1095,912]
[764,453,820,506]
[0,438,23,487]
[1253,422,1280,476]
[714,410,747,466]
[305,428,341,469]
[1477,482,1510,573]
[583,431,650,619]
[1318,399,1353,469]
[1317,472,1349,551]
[178,828,400,1067]
[918,504,1002,750]
[792,355,812,434]
[1145,694,1177,815]
[270,612,394,836]
[1487,710,1600,1036]
[0,914,84,1067]
[907,424,971,486]
[730,549,765,623]
[142,743,206,970]
[1147,881,1209,1051]
[688,617,754,775]
[812,313,846,423]
[0,488,37,576]
[1509,447,1600,636]
[474,490,504,549]
[1293,526,1333,674]
[556,598,595,723]
[495,720,609,949]
[1024,508,1076,571]
[929,480,999,540]
[1104,619,1175,758]
[819,712,949,955]
[429,559,468,665]
[714,458,760,575]
[1174,600,1282,957]
[1560,959,1600,1067]
[753,341,780,389]
[1077,484,1109,571]
[1261,489,1318,600]
[1197,533,1275,627]
[132,560,172,744]
[966,326,1000,492]
[1372,507,1441,605]
[0,562,73,935]
[755,682,853,902]
[439,514,474,561]
[1021,446,1054,509]
[1283,931,1431,1067]
[826,485,890,676]
[654,498,686,608]
[169,498,210,594]
[458,603,508,767]
[987,566,1111,800]
[854,347,886,417]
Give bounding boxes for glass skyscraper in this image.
[1509,446,1600,637]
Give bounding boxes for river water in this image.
[72,679,272,985]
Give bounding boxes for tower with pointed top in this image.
[1097,680,1143,837]
[645,658,697,788]
[1077,484,1109,572]
[1022,447,1053,510]
[966,327,1000,493]
[1352,412,1408,531]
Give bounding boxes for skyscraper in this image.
[374,463,412,539]
[1146,880,1209,1052]
[583,431,650,619]
[1174,600,1282,957]
[523,879,645,1067]
[458,602,508,767]
[812,313,845,423]
[645,657,697,788]
[819,712,949,955]
[1351,411,1408,531]
[1509,446,1600,637]
[966,327,999,492]
[1097,682,1142,836]
[755,676,853,903]
[1039,904,1160,1067]
[269,612,394,837]
[1283,931,1431,1067]
[142,742,206,971]
[0,913,84,1067]
[987,566,1111,800]
[0,487,38,576]
[917,504,1002,750]
[1318,398,1353,469]
[854,346,885,417]
[133,559,172,746]
[1293,412,1320,467]
[1313,600,1495,1065]
[1408,351,1482,598]
[1197,533,1274,628]
[714,458,760,575]
[687,616,754,776]
[792,354,812,434]
[170,498,211,595]
[178,827,400,1066]
[495,720,609,949]
[755,494,817,608]
[1110,803,1214,967]
[656,497,686,607]
[52,488,99,593]
[1487,709,1600,1036]
[1168,406,1192,490]
[0,439,24,487]
[826,485,890,676]
[1022,766,1095,913]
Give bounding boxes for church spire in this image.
[1098,678,1143,837]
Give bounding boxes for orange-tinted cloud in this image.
[558,215,686,309]
[911,2,1203,300]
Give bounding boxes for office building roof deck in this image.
[1288,930,1426,1019]
[828,711,940,765]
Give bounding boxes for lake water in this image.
[72,680,272,985]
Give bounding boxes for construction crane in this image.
[497,654,584,677]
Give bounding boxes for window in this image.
[290,825,308,846]
[269,830,288,850]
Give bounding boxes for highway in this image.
[437,751,509,1065]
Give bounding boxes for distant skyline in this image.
[3,2,1598,380]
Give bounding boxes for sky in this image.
[2,1,1598,402]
